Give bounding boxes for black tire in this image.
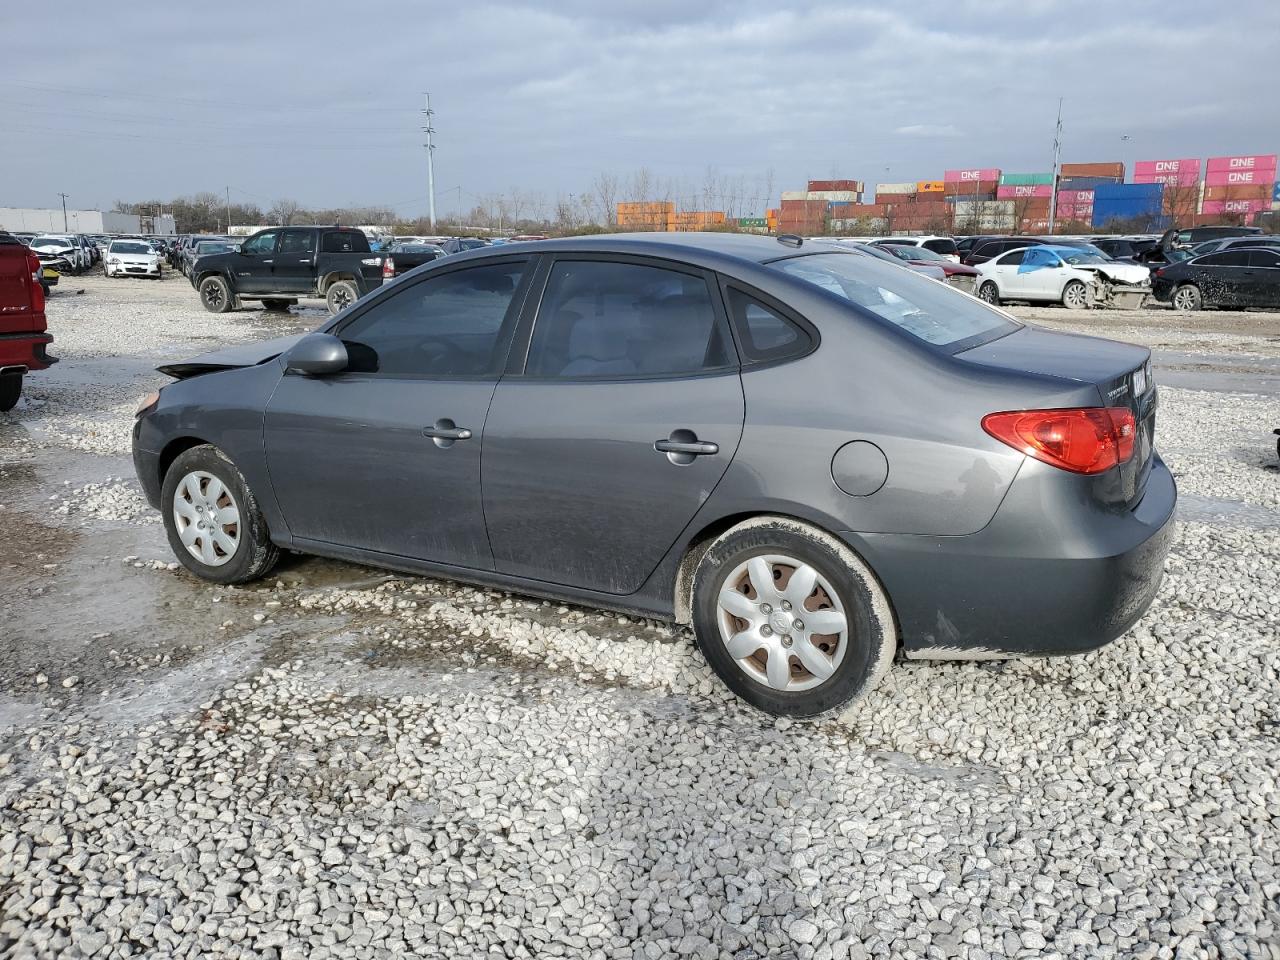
[199,275,233,313]
[161,445,279,585]
[1171,283,1203,312]
[261,299,296,311]
[0,375,22,412]
[978,281,1001,306]
[690,518,897,718]
[1062,279,1089,310]
[326,280,358,315]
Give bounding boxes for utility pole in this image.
[58,193,69,231]
[422,93,437,231]
[225,186,232,235]
[1047,97,1063,234]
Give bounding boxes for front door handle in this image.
[297,258,311,264]
[423,417,472,448]
[262,259,273,264]
[655,429,718,465]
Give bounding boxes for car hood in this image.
[1073,262,1150,285]
[156,333,303,379]
[112,251,157,261]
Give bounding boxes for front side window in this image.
[921,238,958,257]
[525,260,731,378]
[771,252,1020,349]
[998,249,1027,266]
[338,261,526,377]
[242,231,278,255]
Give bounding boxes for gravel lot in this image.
[1,274,1278,959]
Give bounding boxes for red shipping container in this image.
[996,184,1053,199]
[780,199,828,213]
[1206,154,1278,175]
[943,168,1000,183]
[1200,198,1270,217]
[943,180,998,196]
[1205,168,1275,187]
[1203,184,1273,202]
[807,179,863,193]
[1060,161,1125,179]
[829,203,887,218]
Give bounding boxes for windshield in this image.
[771,252,1019,348]
[110,241,153,254]
[195,241,235,254]
[1046,247,1111,265]
[31,238,71,249]
[884,244,949,262]
[391,243,440,252]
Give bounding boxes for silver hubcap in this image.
[1065,284,1085,307]
[172,471,241,567]
[716,554,849,692]
[1174,288,1194,309]
[980,284,996,302]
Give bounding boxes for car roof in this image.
[446,231,841,268]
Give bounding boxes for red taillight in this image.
[382,257,395,279]
[982,407,1136,475]
[1154,267,1165,278]
[26,252,45,312]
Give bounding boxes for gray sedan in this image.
[132,233,1175,717]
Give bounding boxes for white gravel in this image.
[1,280,1278,958]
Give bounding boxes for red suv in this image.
[0,233,57,411]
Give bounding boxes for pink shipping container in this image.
[1201,198,1271,217]
[1056,189,1096,204]
[1205,168,1276,187]
[1135,172,1201,187]
[944,168,1000,183]
[1206,154,1278,174]
[996,184,1053,199]
[1133,158,1201,183]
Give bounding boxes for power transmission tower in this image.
[422,93,437,231]
[1047,98,1063,234]
[58,193,69,231]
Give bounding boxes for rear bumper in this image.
[0,332,57,372]
[847,454,1177,658]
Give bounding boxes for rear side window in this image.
[771,252,1020,349]
[1198,252,1249,267]
[279,231,314,255]
[922,238,958,257]
[322,231,370,253]
[1249,249,1280,267]
[525,260,732,378]
[338,261,526,377]
[724,287,812,364]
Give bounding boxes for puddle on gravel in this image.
[1176,493,1280,529]
[1152,350,1280,396]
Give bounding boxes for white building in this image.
[0,208,177,235]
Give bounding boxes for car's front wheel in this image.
[691,518,897,717]
[161,445,279,584]
[199,275,233,313]
[978,281,1001,306]
[1062,279,1089,310]
[1171,283,1203,311]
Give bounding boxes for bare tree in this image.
[590,173,620,226]
[269,198,302,226]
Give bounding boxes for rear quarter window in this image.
[322,231,371,253]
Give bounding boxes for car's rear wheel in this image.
[1172,283,1203,311]
[0,375,22,412]
[978,281,1000,306]
[691,518,896,718]
[199,275,233,313]
[1062,279,1089,310]
[326,280,358,315]
[161,445,279,584]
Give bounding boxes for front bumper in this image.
[108,262,162,277]
[133,418,163,510]
[848,454,1177,658]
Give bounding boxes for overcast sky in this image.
[3,0,1277,219]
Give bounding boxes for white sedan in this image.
[974,244,1150,310]
[105,239,163,279]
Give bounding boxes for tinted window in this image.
[321,231,370,253]
[725,287,811,364]
[1198,252,1250,267]
[338,261,526,377]
[279,231,314,255]
[1249,249,1280,267]
[525,260,731,378]
[771,252,1020,349]
[242,231,278,255]
[997,249,1026,266]
[921,238,958,256]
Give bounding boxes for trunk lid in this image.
[0,239,43,337]
[958,326,1157,506]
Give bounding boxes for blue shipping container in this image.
[1091,201,1165,227]
[1092,183,1163,202]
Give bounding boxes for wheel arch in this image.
[157,435,212,489]
[320,271,357,291]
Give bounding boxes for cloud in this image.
[895,124,963,139]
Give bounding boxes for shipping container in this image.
[828,203,888,218]
[952,199,1015,216]
[1205,168,1276,187]
[1060,161,1125,180]
[943,180,998,197]
[875,182,917,195]
[780,191,808,202]
[807,180,864,193]
[999,172,1054,186]
[829,218,889,233]
[943,168,1001,183]
[996,184,1053,199]
[1133,158,1201,186]
[1206,154,1278,175]
[780,199,828,212]
[1057,176,1123,190]
[807,191,861,202]
[1092,182,1163,202]
[1202,184,1273,202]
[916,180,945,193]
[1200,198,1272,217]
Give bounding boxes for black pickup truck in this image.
[190,226,385,315]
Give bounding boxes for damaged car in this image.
[1152,247,1280,311]
[975,244,1151,309]
[133,233,1175,718]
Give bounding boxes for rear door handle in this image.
[655,430,718,465]
[423,418,472,447]
[297,258,311,264]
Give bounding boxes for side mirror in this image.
[285,333,348,376]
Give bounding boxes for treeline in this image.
[112,194,398,233]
